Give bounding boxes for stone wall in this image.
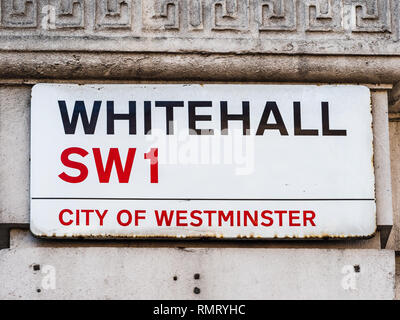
[0,0,399,55]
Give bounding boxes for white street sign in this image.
[30,84,375,239]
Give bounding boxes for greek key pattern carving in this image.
[347,0,392,32]
[142,0,179,30]
[95,0,131,29]
[0,0,37,27]
[142,0,206,31]
[50,0,84,28]
[0,0,396,34]
[256,0,296,31]
[210,0,249,30]
[304,0,342,32]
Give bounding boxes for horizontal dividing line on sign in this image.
[31,197,376,201]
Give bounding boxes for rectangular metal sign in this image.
[30,84,375,239]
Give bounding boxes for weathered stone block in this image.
[0,230,395,299]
